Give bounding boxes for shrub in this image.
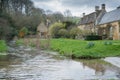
[19,27,28,38]
[49,22,65,38]
[85,35,102,40]
[0,14,17,41]
[86,42,95,49]
[58,29,68,38]
[6,27,18,40]
[70,27,82,39]
[104,41,112,45]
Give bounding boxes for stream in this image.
[0,43,120,80]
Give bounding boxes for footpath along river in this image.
[0,45,120,80]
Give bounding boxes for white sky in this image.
[32,0,120,17]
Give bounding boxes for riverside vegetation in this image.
[16,38,120,59]
[0,40,7,53]
[50,39,120,59]
[0,40,8,56]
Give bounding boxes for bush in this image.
[6,27,18,40]
[104,41,112,45]
[70,27,82,39]
[0,40,7,52]
[58,29,68,38]
[85,35,102,40]
[0,14,17,41]
[19,27,28,38]
[49,22,65,38]
[86,42,95,49]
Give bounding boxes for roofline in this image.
[106,8,120,14]
[97,20,120,25]
[81,12,96,18]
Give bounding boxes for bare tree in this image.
[64,9,72,21]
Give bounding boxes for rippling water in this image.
[0,51,120,80]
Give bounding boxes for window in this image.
[109,27,113,38]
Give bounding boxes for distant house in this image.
[78,4,120,40]
[37,22,48,38]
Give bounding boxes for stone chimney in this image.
[117,6,120,9]
[95,6,99,11]
[83,13,85,17]
[101,4,105,10]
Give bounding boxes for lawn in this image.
[50,39,120,59]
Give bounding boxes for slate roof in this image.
[80,12,96,24]
[99,8,120,24]
[80,10,102,25]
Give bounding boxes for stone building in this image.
[78,4,106,33]
[97,6,120,40]
[78,4,120,40]
[37,22,48,38]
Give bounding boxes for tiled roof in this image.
[99,8,120,24]
[80,10,102,25]
[80,12,96,24]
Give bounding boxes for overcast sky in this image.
[32,0,120,17]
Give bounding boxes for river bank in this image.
[0,40,8,60]
[15,38,120,59]
[0,40,8,53]
[0,45,120,80]
[0,39,120,79]
[50,39,120,59]
[0,40,38,60]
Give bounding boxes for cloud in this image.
[61,0,120,8]
[32,0,120,16]
[32,0,52,2]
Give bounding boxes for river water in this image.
[0,48,120,80]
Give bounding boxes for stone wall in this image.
[78,23,95,33]
[97,21,120,40]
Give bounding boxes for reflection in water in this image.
[0,52,120,80]
[78,59,120,79]
[81,59,106,75]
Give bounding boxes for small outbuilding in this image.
[37,22,48,38]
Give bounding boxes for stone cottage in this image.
[78,4,106,33]
[37,22,48,38]
[78,4,120,40]
[97,6,120,40]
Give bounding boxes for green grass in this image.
[0,40,8,53]
[16,39,24,46]
[16,39,49,49]
[16,38,120,59]
[50,39,120,59]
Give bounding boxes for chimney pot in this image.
[95,6,99,11]
[83,13,85,17]
[117,6,120,9]
[101,4,105,10]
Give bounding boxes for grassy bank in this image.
[16,39,50,49]
[16,38,120,59]
[50,39,120,59]
[0,40,8,53]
